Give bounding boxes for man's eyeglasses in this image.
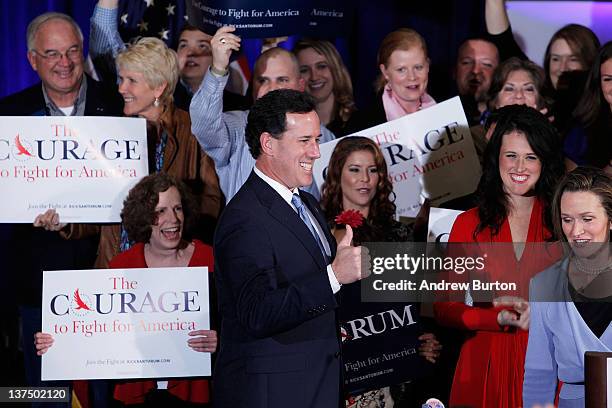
[31,47,82,63]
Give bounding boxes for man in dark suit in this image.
[213,89,367,408]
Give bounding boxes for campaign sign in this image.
[339,289,426,394]
[314,97,481,217]
[186,0,305,37]
[304,0,354,37]
[0,116,147,223]
[427,207,463,244]
[41,267,210,380]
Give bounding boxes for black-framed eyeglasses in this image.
[31,46,82,63]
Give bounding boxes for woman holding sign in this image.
[524,167,612,408]
[321,136,441,406]
[36,173,217,407]
[433,107,564,408]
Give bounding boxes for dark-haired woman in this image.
[321,136,441,406]
[468,57,548,166]
[484,0,601,134]
[321,136,410,244]
[485,0,600,91]
[434,106,565,407]
[36,173,217,406]
[565,41,612,172]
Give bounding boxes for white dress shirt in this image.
[253,166,341,293]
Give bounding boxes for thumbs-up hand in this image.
[338,224,353,247]
[331,225,371,285]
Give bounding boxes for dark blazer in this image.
[0,74,122,117]
[213,171,341,408]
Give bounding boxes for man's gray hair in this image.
[26,12,84,51]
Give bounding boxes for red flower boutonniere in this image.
[334,209,364,228]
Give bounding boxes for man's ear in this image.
[27,51,38,72]
[297,77,305,92]
[260,132,274,156]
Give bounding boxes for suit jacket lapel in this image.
[248,173,328,270]
[299,190,337,259]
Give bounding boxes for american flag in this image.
[111,0,251,94]
[116,0,188,47]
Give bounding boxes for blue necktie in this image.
[292,193,329,263]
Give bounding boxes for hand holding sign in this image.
[34,332,54,356]
[211,26,241,74]
[418,332,442,363]
[187,329,218,353]
[33,209,66,232]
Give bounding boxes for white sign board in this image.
[314,97,481,217]
[41,267,210,380]
[427,207,463,243]
[0,116,148,223]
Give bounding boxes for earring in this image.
[153,97,160,107]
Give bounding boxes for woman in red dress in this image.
[434,105,564,408]
[35,173,217,407]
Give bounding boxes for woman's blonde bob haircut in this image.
[116,37,179,106]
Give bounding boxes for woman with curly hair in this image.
[321,136,441,406]
[35,173,217,406]
[294,39,356,136]
[320,136,403,242]
[433,105,565,408]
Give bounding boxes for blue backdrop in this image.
[0,0,488,107]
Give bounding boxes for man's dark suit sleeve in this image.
[215,207,338,339]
